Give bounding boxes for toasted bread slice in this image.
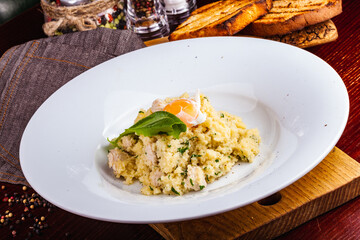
[266,20,338,48]
[242,0,342,36]
[169,0,269,41]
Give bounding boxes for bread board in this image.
[150,147,360,240]
[144,19,339,49]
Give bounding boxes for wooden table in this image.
[0,0,359,239]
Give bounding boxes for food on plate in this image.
[168,0,269,41]
[107,91,261,195]
[241,0,342,37]
[266,20,338,49]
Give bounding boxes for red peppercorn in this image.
[107,13,113,22]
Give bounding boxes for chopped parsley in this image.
[171,187,180,195]
[149,186,153,191]
[215,159,219,163]
[182,140,190,146]
[199,185,205,190]
[220,113,224,118]
[181,181,185,185]
[215,171,221,176]
[206,175,210,182]
[181,169,188,177]
[139,111,144,114]
[190,178,194,186]
[250,135,259,143]
[167,144,171,148]
[191,154,202,158]
[178,146,188,154]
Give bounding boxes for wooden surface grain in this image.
[0,0,360,239]
[151,148,360,240]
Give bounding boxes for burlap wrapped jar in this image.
[41,0,126,36]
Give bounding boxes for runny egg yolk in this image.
[163,99,198,127]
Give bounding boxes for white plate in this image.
[20,37,349,223]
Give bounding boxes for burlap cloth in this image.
[0,28,145,186]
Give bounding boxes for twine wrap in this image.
[41,0,120,36]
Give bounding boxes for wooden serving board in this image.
[150,147,360,240]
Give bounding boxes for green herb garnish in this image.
[190,178,194,186]
[178,146,189,154]
[171,187,180,195]
[220,113,224,118]
[139,111,144,114]
[215,159,219,163]
[191,154,202,158]
[108,111,186,146]
[182,140,190,146]
[149,186,153,191]
[199,185,205,190]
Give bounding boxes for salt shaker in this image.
[163,0,196,31]
[126,0,170,41]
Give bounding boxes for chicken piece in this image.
[107,148,130,170]
[185,166,207,191]
[144,142,158,167]
[151,99,166,112]
[150,169,163,187]
[121,135,135,152]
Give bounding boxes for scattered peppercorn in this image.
[0,184,57,238]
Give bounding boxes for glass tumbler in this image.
[126,0,170,41]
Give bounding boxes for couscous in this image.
[107,92,260,195]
